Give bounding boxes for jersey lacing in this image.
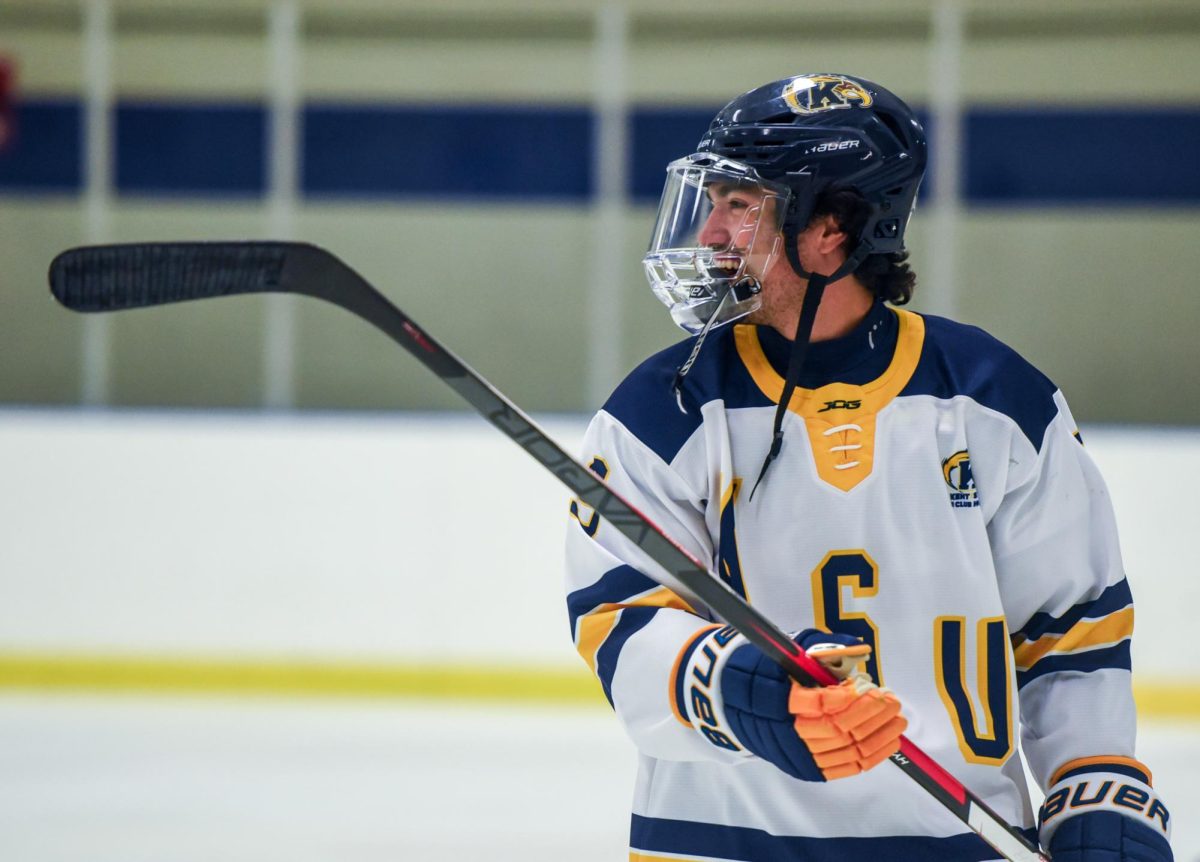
[824,423,864,470]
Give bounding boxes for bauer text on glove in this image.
[1039,758,1172,862]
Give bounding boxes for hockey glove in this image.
[672,626,906,781]
[1039,760,1172,862]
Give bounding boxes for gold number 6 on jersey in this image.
[811,550,884,685]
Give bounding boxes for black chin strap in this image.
[747,236,874,502]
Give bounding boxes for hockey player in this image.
[565,74,1172,862]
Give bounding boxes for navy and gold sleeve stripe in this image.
[568,565,696,706]
[1051,755,1153,787]
[1010,580,1133,689]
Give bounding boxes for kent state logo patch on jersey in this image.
[782,75,874,115]
[942,450,980,508]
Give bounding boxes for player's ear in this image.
[812,215,848,255]
[796,214,848,259]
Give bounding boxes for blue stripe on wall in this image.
[2,100,1199,204]
[0,101,81,191]
[303,104,591,200]
[629,106,714,202]
[967,108,1200,204]
[117,103,265,196]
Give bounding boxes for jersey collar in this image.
[734,307,925,417]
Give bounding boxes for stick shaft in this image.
[48,242,1047,861]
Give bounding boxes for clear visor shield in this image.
[643,155,790,334]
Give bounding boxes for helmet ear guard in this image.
[778,169,818,238]
[854,163,925,256]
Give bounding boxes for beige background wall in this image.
[2,0,1199,421]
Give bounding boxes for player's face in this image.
[697,182,781,282]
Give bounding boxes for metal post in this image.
[926,0,965,320]
[81,0,113,406]
[264,0,301,409]
[586,3,629,408]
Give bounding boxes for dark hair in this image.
[809,186,917,305]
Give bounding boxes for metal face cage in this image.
[644,154,791,334]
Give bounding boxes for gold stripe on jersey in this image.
[1011,606,1135,671]
[733,309,925,491]
[717,476,751,600]
[575,586,696,675]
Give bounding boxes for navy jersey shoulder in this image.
[602,326,772,464]
[903,313,1061,450]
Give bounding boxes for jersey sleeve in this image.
[565,407,747,765]
[989,389,1141,790]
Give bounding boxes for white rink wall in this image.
[1,409,1198,683]
[0,410,586,667]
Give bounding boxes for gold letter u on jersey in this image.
[933,616,1015,765]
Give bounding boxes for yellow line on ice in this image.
[1130,681,1200,720]
[0,652,605,706]
[0,653,1197,718]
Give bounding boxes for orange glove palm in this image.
[789,676,907,780]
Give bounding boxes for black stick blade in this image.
[49,242,295,312]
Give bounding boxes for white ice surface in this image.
[1,694,1195,861]
[0,695,634,862]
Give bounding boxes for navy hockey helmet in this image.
[699,73,927,259]
[644,74,926,333]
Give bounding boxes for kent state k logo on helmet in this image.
[782,75,874,116]
[942,450,980,508]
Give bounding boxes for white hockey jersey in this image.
[565,302,1144,862]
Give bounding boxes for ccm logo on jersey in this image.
[942,450,980,508]
[1040,779,1170,835]
[818,399,862,412]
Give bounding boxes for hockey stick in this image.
[48,242,1047,862]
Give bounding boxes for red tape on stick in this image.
[900,739,968,805]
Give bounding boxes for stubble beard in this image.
[744,265,808,337]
